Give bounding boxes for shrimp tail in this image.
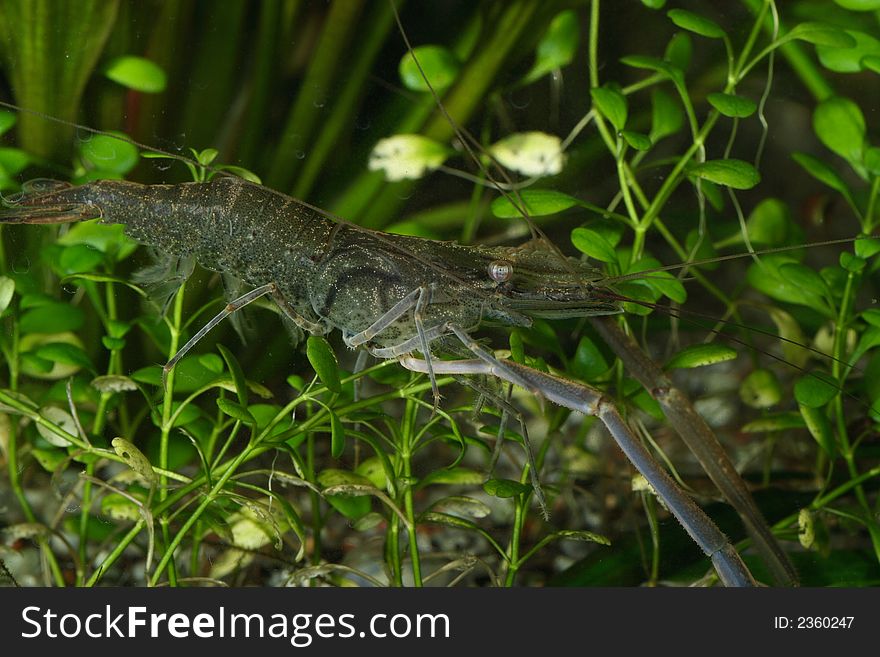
[0,179,101,224]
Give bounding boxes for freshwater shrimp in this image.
[0,169,785,587]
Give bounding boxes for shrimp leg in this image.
[590,316,798,586]
[344,285,442,408]
[400,354,757,587]
[457,374,546,516]
[162,281,334,390]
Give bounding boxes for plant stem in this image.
[400,398,422,586]
[156,284,187,586]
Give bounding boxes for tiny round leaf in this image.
[104,56,167,93]
[398,45,461,93]
[667,9,726,39]
[690,159,761,189]
[665,344,738,370]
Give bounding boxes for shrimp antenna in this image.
[601,235,880,286]
[598,290,877,415]
[0,99,210,173]
[387,0,572,265]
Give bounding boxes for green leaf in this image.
[491,189,578,219]
[398,45,461,93]
[216,397,256,425]
[792,152,853,200]
[700,180,724,211]
[665,344,738,370]
[834,0,880,9]
[867,351,880,411]
[418,467,485,488]
[840,252,866,273]
[794,373,839,408]
[56,220,138,258]
[768,308,812,367]
[0,276,14,314]
[34,342,93,372]
[778,262,829,298]
[421,511,482,532]
[850,326,880,371]
[20,303,84,334]
[22,353,53,375]
[690,159,761,189]
[31,447,68,473]
[329,410,345,459]
[817,30,880,73]
[103,56,167,93]
[863,55,880,74]
[862,308,880,328]
[483,478,531,498]
[194,148,218,167]
[488,132,565,178]
[621,131,651,151]
[0,110,16,137]
[667,9,725,39]
[101,493,142,522]
[317,469,373,490]
[813,96,865,163]
[664,32,692,71]
[35,406,77,447]
[509,331,525,364]
[642,271,687,304]
[150,400,201,428]
[198,353,224,374]
[583,218,625,247]
[683,231,718,271]
[788,23,857,48]
[355,456,386,490]
[650,89,684,142]
[865,147,880,175]
[640,0,666,8]
[629,385,664,419]
[620,55,681,81]
[369,134,450,181]
[855,237,880,258]
[79,133,140,175]
[615,281,656,316]
[306,336,342,393]
[741,412,806,433]
[317,469,373,520]
[746,198,794,246]
[112,437,156,484]
[740,369,782,409]
[798,404,836,457]
[748,258,832,316]
[58,244,105,274]
[131,365,162,386]
[570,227,618,263]
[0,147,30,175]
[91,375,137,394]
[428,496,491,519]
[707,92,757,118]
[216,165,262,185]
[591,86,628,131]
[571,336,609,381]
[551,529,612,546]
[216,344,247,405]
[522,10,579,84]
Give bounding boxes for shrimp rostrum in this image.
[1,174,787,586]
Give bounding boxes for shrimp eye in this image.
[488,260,513,283]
